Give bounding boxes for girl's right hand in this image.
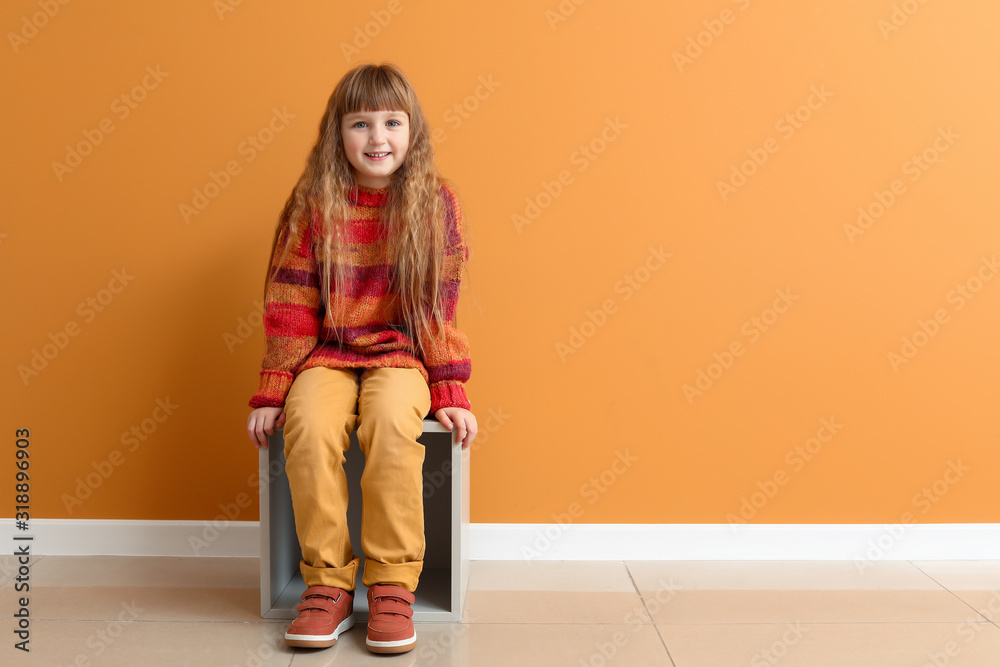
[247,407,286,450]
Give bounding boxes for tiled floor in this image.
[2,556,999,666]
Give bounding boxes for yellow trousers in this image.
[282,366,431,592]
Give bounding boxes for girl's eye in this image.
[350,119,401,128]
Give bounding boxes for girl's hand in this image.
[247,407,286,450]
[434,407,477,450]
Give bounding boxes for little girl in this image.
[245,62,477,655]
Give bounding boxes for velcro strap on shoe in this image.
[300,586,346,600]
[369,584,415,604]
[295,596,341,614]
[370,599,413,618]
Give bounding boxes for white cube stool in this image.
[259,419,469,621]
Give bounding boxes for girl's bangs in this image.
[342,71,411,116]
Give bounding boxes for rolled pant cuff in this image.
[300,556,360,591]
[361,557,423,592]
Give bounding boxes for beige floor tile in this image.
[292,622,672,667]
[912,560,1000,589]
[627,561,994,625]
[641,588,984,624]
[0,555,18,588]
[1,618,671,666]
[0,583,262,622]
[1,618,292,667]
[658,621,1000,667]
[0,555,262,622]
[22,554,259,588]
[625,559,941,590]
[0,553,44,591]
[469,559,636,591]
[3,556,997,665]
[461,589,651,625]
[945,589,1000,623]
[288,621,472,666]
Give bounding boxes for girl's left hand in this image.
[434,407,477,450]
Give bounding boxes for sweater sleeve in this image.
[422,184,473,414]
[248,205,322,409]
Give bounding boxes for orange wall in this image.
[3,0,997,526]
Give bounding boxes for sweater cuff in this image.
[429,381,471,415]
[248,370,295,408]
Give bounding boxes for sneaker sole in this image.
[285,614,355,648]
[366,633,417,654]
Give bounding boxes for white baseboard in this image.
[3,520,999,560]
[469,523,1000,560]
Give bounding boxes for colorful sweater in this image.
[248,183,471,415]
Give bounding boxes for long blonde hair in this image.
[263,62,464,360]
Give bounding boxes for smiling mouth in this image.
[365,152,390,158]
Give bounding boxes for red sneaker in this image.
[365,583,417,654]
[284,585,355,648]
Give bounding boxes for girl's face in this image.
[340,109,410,189]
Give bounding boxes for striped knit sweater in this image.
[248,183,471,415]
